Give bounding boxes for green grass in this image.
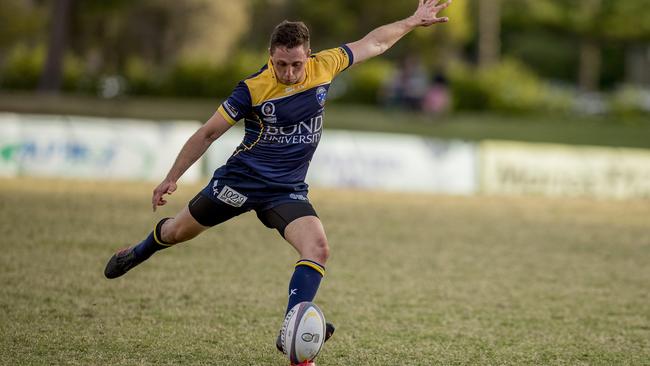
[1,91,649,148]
[1,178,648,365]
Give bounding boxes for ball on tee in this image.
[280,301,326,364]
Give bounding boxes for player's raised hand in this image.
[152,180,177,212]
[412,0,451,27]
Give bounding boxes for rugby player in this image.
[104,0,450,363]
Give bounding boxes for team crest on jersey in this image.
[316,86,327,106]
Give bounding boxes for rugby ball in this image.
[281,302,326,364]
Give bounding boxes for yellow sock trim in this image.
[153,221,173,247]
[295,260,325,277]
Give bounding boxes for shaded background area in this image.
[1,0,650,119]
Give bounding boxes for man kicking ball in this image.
[104,1,451,364]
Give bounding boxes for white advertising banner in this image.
[204,126,246,174]
[205,128,478,194]
[0,113,20,177]
[309,130,477,193]
[0,113,202,183]
[481,140,650,199]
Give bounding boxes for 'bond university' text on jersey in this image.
[216,45,354,189]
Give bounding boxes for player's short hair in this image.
[270,20,310,53]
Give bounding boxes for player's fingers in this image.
[167,184,177,194]
[433,17,449,23]
[434,0,451,11]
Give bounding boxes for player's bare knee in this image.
[160,220,186,244]
[312,236,330,264]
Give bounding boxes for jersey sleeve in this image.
[314,45,354,79]
[217,81,252,125]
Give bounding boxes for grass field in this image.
[1,178,649,365]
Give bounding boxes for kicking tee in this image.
[216,45,354,190]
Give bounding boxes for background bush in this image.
[449,59,574,114]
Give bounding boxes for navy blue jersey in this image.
[216,46,354,189]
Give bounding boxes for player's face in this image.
[270,45,310,85]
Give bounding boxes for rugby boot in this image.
[104,247,141,279]
[276,322,335,354]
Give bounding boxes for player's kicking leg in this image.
[256,204,336,354]
[104,206,207,279]
[278,215,336,355]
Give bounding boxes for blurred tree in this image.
[247,0,471,69]
[0,0,46,48]
[71,0,250,71]
[602,1,650,86]
[39,0,73,93]
[477,0,501,68]
[504,0,650,90]
[3,0,253,94]
[505,0,605,91]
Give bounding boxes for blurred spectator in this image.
[380,56,429,110]
[421,73,451,115]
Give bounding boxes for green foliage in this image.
[337,59,394,104]
[156,52,268,98]
[601,1,650,41]
[0,44,92,92]
[161,62,224,98]
[0,0,47,47]
[449,59,573,113]
[2,0,649,104]
[123,57,158,95]
[61,54,86,92]
[610,85,650,117]
[448,63,490,110]
[505,0,650,41]
[0,44,45,89]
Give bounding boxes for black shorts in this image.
[188,192,318,237]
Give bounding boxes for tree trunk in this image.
[577,0,602,92]
[578,39,601,92]
[625,44,650,86]
[478,0,501,68]
[38,0,73,93]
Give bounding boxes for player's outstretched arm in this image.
[152,111,232,211]
[347,0,451,65]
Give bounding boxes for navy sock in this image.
[285,259,325,315]
[133,218,172,261]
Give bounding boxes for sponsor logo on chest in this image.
[261,101,277,124]
[262,115,323,145]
